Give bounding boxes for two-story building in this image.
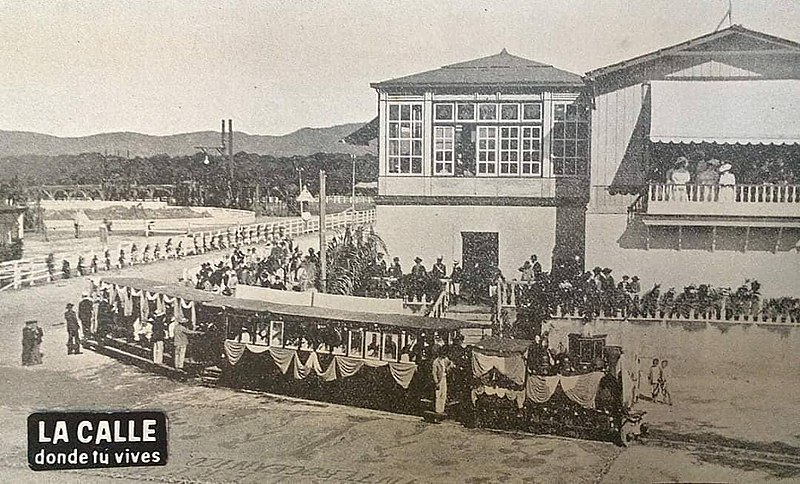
[584,25,800,296]
[370,50,590,277]
[362,25,800,296]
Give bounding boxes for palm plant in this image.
[324,225,387,296]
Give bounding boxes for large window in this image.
[499,127,519,175]
[434,126,454,175]
[388,103,423,174]
[477,127,497,175]
[521,126,542,175]
[552,103,589,176]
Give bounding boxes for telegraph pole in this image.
[351,154,356,211]
[319,170,327,293]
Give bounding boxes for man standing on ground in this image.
[658,359,672,405]
[173,318,202,370]
[78,293,93,338]
[65,303,82,355]
[648,358,660,401]
[22,320,44,366]
[432,348,454,415]
[151,310,167,365]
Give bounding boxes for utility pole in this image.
[351,154,356,211]
[319,170,327,293]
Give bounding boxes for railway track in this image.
[641,431,800,477]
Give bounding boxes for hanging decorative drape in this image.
[180,298,196,323]
[222,341,417,388]
[472,351,527,385]
[471,385,526,409]
[122,288,134,317]
[559,372,605,409]
[525,372,606,409]
[526,375,561,404]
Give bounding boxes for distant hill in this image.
[0,122,375,157]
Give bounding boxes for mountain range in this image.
[0,122,375,158]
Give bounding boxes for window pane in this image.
[553,123,565,139]
[389,157,400,173]
[411,158,422,173]
[554,105,565,121]
[412,105,422,120]
[553,140,564,157]
[389,140,399,155]
[412,123,422,138]
[435,104,454,121]
[400,140,410,155]
[457,103,475,120]
[478,104,497,120]
[389,105,399,120]
[400,104,410,120]
[523,103,542,120]
[500,104,519,120]
[553,159,564,175]
[389,123,399,138]
[412,140,422,156]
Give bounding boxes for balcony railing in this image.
[647,183,800,217]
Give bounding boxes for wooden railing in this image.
[427,279,452,318]
[0,209,376,292]
[497,280,799,325]
[647,183,800,217]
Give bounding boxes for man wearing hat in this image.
[173,317,202,370]
[78,292,94,339]
[387,257,403,278]
[432,256,447,281]
[65,303,82,355]
[450,260,463,304]
[411,257,427,302]
[22,320,44,366]
[151,310,167,365]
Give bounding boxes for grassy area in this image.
[45,206,211,220]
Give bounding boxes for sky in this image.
[0,0,798,138]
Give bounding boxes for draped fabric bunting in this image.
[559,372,605,409]
[525,372,606,409]
[471,385,526,409]
[224,340,247,366]
[122,288,134,316]
[222,341,416,388]
[179,298,196,323]
[526,375,561,404]
[472,351,527,385]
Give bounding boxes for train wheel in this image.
[619,421,636,447]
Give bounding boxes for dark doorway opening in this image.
[461,232,499,304]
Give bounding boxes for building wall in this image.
[375,204,557,276]
[584,213,800,297]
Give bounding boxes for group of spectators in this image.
[663,150,737,202]
[190,232,321,295]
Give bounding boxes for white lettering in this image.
[141,419,157,442]
[95,421,112,444]
[38,421,51,443]
[77,421,93,443]
[127,420,141,442]
[52,421,69,444]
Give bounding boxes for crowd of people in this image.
[190,230,321,294]
[663,151,737,202]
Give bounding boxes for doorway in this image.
[462,232,499,270]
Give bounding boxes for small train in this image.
[86,277,645,445]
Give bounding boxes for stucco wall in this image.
[585,213,800,297]
[547,317,800,381]
[375,204,557,277]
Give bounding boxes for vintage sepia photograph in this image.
[1,1,799,482]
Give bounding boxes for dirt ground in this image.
[1,240,799,482]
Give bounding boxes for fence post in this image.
[13,261,21,289]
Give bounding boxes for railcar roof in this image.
[102,277,480,332]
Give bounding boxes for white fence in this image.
[0,209,376,292]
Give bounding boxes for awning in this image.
[650,80,800,145]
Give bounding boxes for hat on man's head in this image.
[708,158,721,166]
[453,260,460,265]
[25,320,37,325]
[81,292,89,297]
[719,163,732,173]
[676,156,689,166]
[414,257,422,263]
[393,256,400,262]
[632,276,639,281]
[437,256,443,261]
[602,267,612,274]
[66,303,74,308]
